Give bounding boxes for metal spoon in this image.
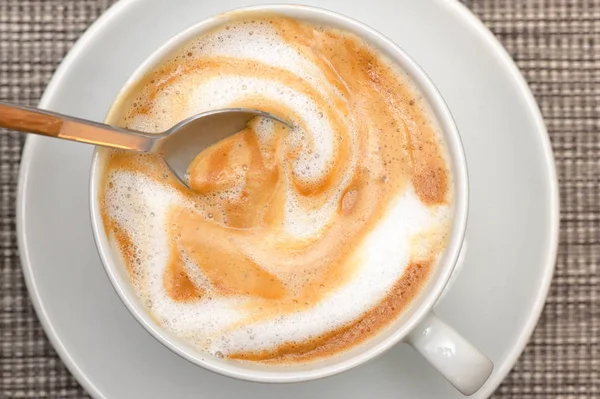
[0,101,290,186]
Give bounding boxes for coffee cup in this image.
[89,4,492,395]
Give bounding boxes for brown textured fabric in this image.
[0,0,598,397]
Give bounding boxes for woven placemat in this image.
[0,0,598,397]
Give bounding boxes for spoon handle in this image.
[0,101,157,152]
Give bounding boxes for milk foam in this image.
[127,21,356,238]
[103,16,453,361]
[105,170,446,355]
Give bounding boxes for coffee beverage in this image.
[99,13,453,363]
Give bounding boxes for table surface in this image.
[0,0,598,398]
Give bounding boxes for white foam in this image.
[106,170,447,355]
[105,172,247,337]
[189,20,325,90]
[127,21,357,239]
[105,19,453,359]
[206,188,442,355]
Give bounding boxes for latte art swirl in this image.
[100,15,453,362]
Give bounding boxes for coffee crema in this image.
[99,14,453,363]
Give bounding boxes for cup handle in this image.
[405,312,493,396]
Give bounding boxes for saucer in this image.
[17,0,558,398]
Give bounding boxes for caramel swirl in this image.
[100,14,451,363]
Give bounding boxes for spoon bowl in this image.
[157,108,289,184]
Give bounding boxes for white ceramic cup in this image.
[89,4,493,396]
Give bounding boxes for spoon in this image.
[0,101,290,186]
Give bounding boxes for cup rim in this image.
[89,3,469,383]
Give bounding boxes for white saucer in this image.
[17,0,559,398]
